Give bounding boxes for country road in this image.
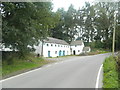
[1,53,111,88]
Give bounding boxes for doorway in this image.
[59,50,62,56]
[63,51,65,56]
[73,50,76,55]
[48,51,50,57]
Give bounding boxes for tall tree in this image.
[51,5,78,43]
[94,2,118,49]
[2,2,59,57]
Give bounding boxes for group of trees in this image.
[1,2,59,56]
[50,2,120,51]
[1,1,120,57]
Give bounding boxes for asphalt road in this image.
[1,53,111,88]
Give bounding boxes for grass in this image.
[116,52,120,88]
[0,66,2,79]
[2,53,55,79]
[103,56,119,88]
[87,48,110,55]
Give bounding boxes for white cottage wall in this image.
[71,43,84,55]
[34,38,85,57]
[43,43,70,57]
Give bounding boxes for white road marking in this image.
[0,62,61,83]
[95,64,103,88]
[0,67,42,83]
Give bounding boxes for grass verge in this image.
[2,53,55,79]
[87,49,110,55]
[103,56,119,88]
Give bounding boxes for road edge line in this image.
[0,67,44,83]
[95,64,103,88]
[0,61,62,83]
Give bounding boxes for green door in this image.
[59,50,62,56]
[48,51,50,57]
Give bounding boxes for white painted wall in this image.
[70,43,84,55]
[43,43,71,57]
[34,41,85,57]
[1,40,85,57]
[34,42,71,57]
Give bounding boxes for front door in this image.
[63,51,65,56]
[59,50,62,56]
[73,50,76,55]
[48,51,50,57]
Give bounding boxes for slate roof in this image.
[70,40,83,46]
[44,37,69,45]
[83,47,91,51]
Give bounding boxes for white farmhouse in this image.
[0,37,88,57]
[1,37,86,57]
[34,37,71,57]
[70,40,84,55]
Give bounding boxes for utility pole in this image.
[112,13,116,56]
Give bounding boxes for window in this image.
[58,45,60,47]
[47,44,49,46]
[55,51,57,54]
[78,50,80,52]
[75,45,77,47]
[55,44,56,47]
[51,44,53,46]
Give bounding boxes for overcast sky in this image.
[52,0,95,11]
[52,0,118,11]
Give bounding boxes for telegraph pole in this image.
[112,13,116,56]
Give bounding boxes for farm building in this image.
[70,40,84,55]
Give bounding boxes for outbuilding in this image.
[83,47,91,53]
[70,40,84,55]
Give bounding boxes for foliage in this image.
[116,52,120,88]
[1,1,120,58]
[50,5,78,43]
[103,56,119,88]
[2,2,59,57]
[86,48,109,55]
[51,2,120,51]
